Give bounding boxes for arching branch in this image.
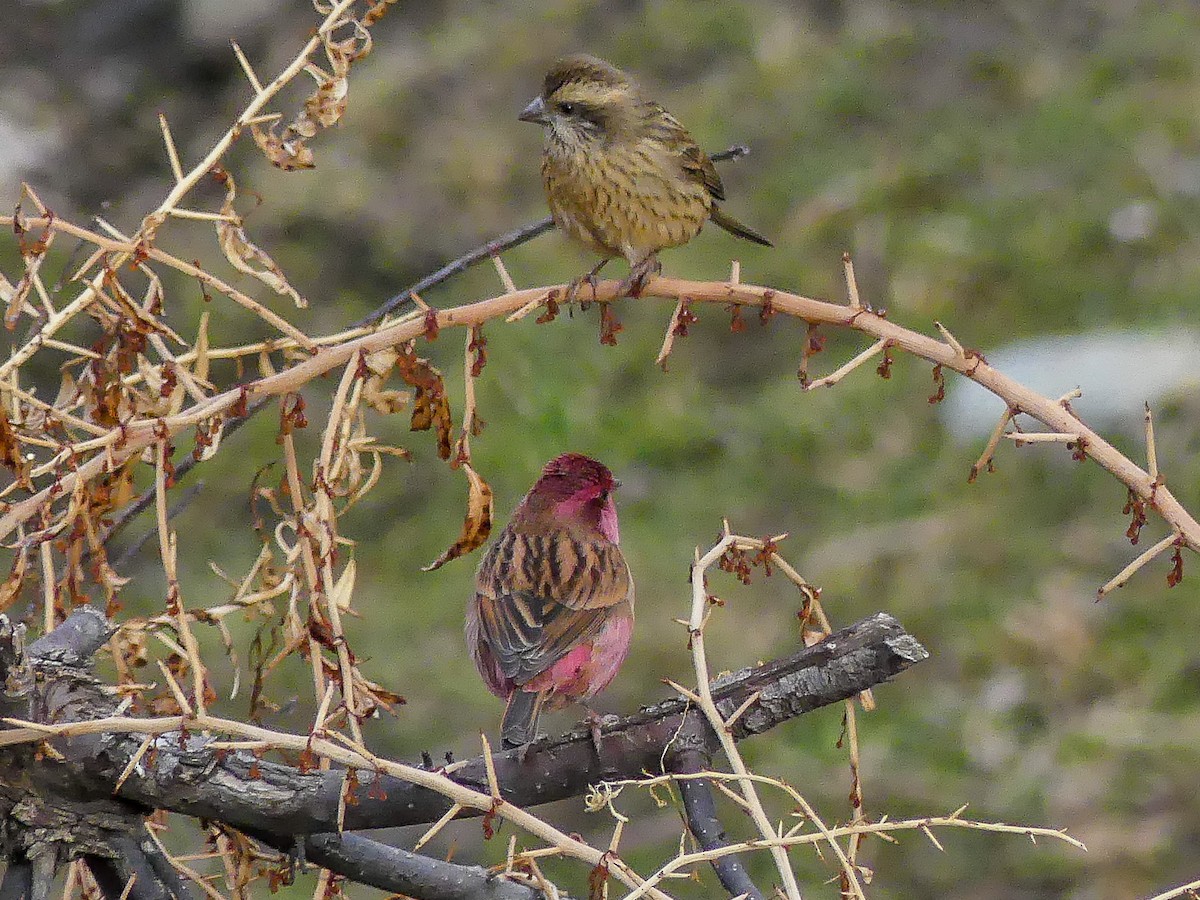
[3,273,1194,582]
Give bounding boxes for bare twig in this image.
[1144,876,1200,900]
[803,338,888,391]
[1144,402,1159,482]
[1003,432,1080,444]
[971,406,1015,483]
[1096,531,1180,600]
[842,252,862,310]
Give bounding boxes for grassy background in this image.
[4,1,1200,897]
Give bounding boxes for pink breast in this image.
[527,613,634,709]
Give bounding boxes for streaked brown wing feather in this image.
[648,105,726,202]
[475,526,632,685]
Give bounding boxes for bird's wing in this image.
[651,105,727,202]
[474,527,633,685]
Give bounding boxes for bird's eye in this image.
[559,101,577,116]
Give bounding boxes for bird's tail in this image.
[501,689,547,750]
[711,206,773,247]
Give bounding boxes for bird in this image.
[466,453,635,751]
[518,54,772,298]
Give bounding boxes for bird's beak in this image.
[518,95,549,125]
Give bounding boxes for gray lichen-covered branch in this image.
[0,607,927,899]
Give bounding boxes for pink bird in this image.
[466,453,635,749]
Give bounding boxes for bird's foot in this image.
[564,259,609,310]
[280,835,306,886]
[503,734,540,763]
[581,706,610,756]
[616,255,660,299]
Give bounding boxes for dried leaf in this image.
[423,463,493,571]
[303,67,349,129]
[193,418,224,462]
[397,344,453,459]
[361,347,411,414]
[250,122,316,171]
[137,355,183,416]
[468,325,487,377]
[330,558,357,611]
[0,546,29,614]
[0,402,30,489]
[52,369,79,408]
[101,463,137,512]
[112,627,149,669]
[599,303,623,346]
[217,168,308,307]
[96,559,131,601]
[0,270,26,331]
[362,0,399,26]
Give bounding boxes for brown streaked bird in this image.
[466,453,634,750]
[519,54,772,297]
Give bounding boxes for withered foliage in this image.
[929,364,946,404]
[1124,489,1147,545]
[797,323,825,386]
[1168,544,1185,588]
[396,341,454,459]
[0,14,438,877]
[673,299,698,336]
[0,2,1192,897]
[535,291,560,324]
[3,207,54,330]
[468,324,488,377]
[422,462,493,572]
[0,403,30,489]
[249,1,397,171]
[215,168,308,308]
[599,301,623,346]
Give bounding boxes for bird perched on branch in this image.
[466,454,634,750]
[519,54,772,298]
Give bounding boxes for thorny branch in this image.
[0,607,934,900]
[89,143,757,554]
[4,274,1197,564]
[0,0,1183,894]
[356,143,750,329]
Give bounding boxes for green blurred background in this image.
[4,1,1200,897]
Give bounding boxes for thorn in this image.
[934,320,964,359]
[1002,431,1079,445]
[1144,402,1159,481]
[1096,530,1180,599]
[803,338,888,391]
[842,252,862,310]
[1056,387,1082,406]
[491,253,517,294]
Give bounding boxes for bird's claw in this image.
[503,734,539,763]
[616,256,661,299]
[565,259,609,309]
[582,707,608,757]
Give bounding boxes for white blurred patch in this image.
[1107,201,1157,243]
[942,330,1200,441]
[0,114,59,187]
